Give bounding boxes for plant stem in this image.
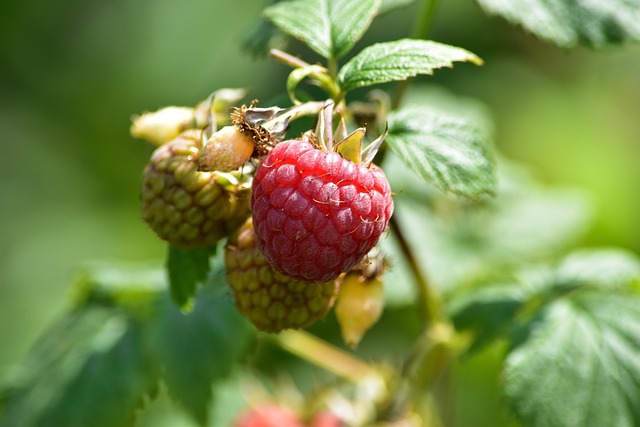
[391,0,442,109]
[270,48,311,69]
[274,330,376,383]
[413,0,442,41]
[390,214,441,324]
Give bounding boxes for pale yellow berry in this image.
[335,272,384,349]
[198,125,255,172]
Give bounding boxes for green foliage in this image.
[476,0,640,48]
[386,105,496,198]
[0,262,252,427]
[264,0,381,59]
[379,0,416,14]
[143,271,252,426]
[0,308,155,427]
[337,39,482,92]
[3,0,640,426]
[167,246,216,312]
[450,249,640,427]
[382,153,593,304]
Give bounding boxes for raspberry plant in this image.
[2,1,640,427]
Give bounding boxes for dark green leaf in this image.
[0,308,156,427]
[476,0,640,48]
[449,284,526,352]
[144,273,252,426]
[243,17,284,57]
[337,39,482,92]
[264,0,380,59]
[386,105,496,198]
[167,245,216,312]
[71,260,165,308]
[504,291,640,427]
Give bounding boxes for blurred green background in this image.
[1,0,639,426]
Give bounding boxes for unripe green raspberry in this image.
[225,218,338,333]
[130,106,196,146]
[141,130,251,248]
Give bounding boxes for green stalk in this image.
[391,0,442,109]
[390,215,441,324]
[274,330,376,382]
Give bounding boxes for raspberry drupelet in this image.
[251,140,394,283]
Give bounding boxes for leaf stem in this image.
[413,0,441,41]
[270,48,311,69]
[391,0,442,109]
[390,214,441,324]
[274,330,376,382]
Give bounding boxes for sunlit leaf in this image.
[556,248,640,291]
[264,0,380,59]
[505,291,640,427]
[476,0,640,48]
[337,39,482,92]
[386,105,496,198]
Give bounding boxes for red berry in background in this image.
[309,411,344,427]
[234,404,304,427]
[251,140,394,283]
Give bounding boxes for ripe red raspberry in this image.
[140,130,250,248]
[225,218,338,333]
[251,140,393,282]
[234,403,304,427]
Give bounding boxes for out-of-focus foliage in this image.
[476,0,640,48]
[1,0,640,426]
[0,261,251,427]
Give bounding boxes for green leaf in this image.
[504,291,640,427]
[264,0,380,59]
[379,0,416,14]
[243,17,283,57]
[556,248,640,291]
[167,245,216,312]
[337,39,482,92]
[475,0,640,48]
[0,308,157,427]
[144,272,252,426]
[386,105,496,198]
[449,284,527,353]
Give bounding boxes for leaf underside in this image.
[476,0,640,48]
[386,105,496,198]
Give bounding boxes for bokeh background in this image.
[1,0,639,426]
